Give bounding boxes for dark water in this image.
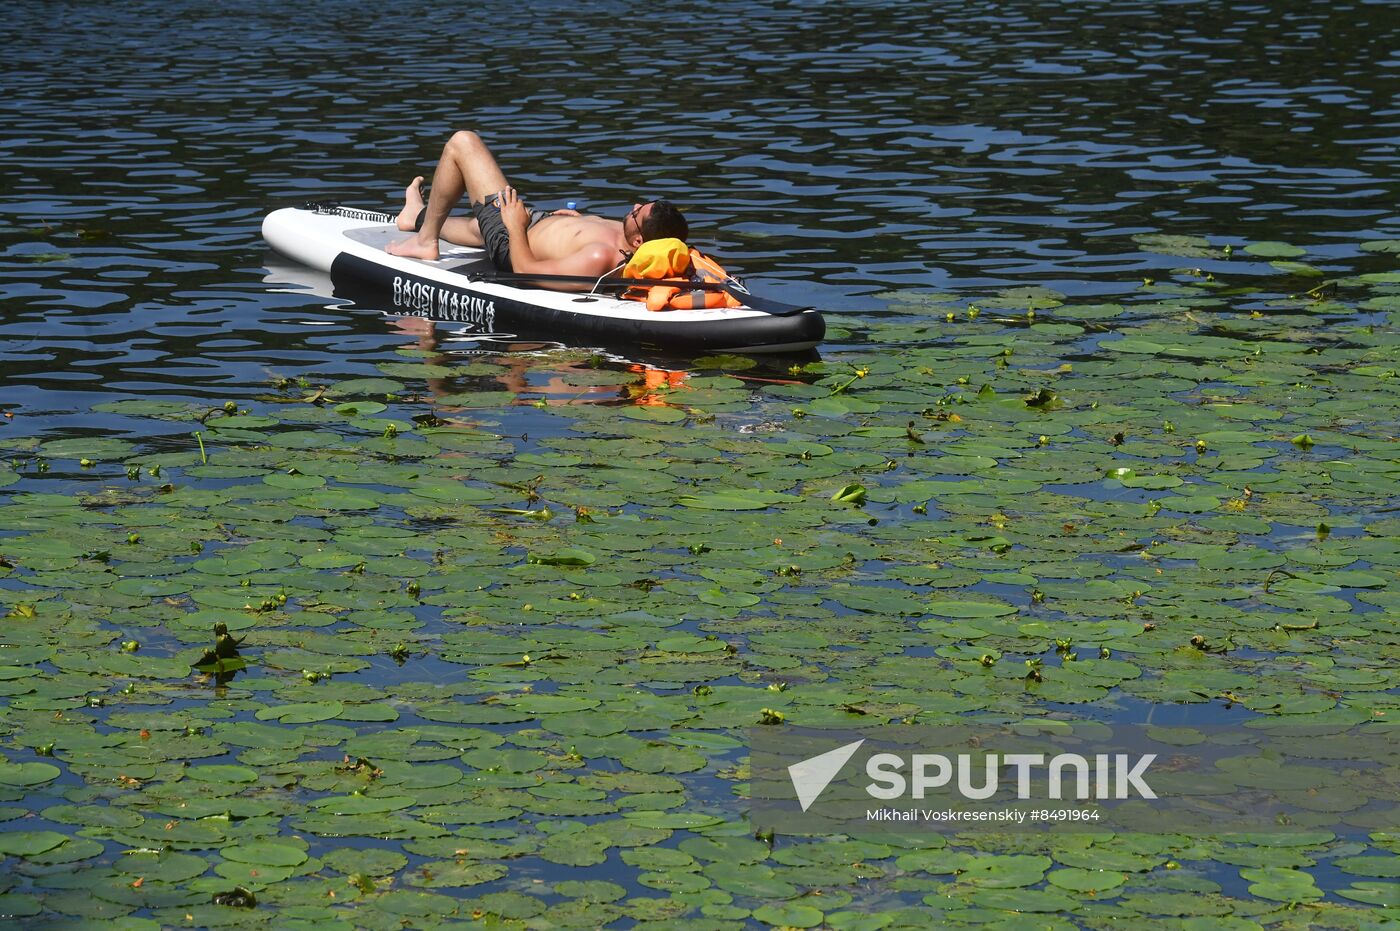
[3,0,1400,924]
[5,0,1399,422]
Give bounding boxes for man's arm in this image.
[498,188,618,288]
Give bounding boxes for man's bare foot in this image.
[395,176,426,231]
[386,235,440,261]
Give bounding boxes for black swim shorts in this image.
[473,194,551,272]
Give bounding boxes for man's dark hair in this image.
[640,200,689,242]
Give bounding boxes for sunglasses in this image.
[626,203,647,236]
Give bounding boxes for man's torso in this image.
[526,214,624,262]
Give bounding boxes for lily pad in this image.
[0,762,61,786]
[1244,241,1305,258]
[222,842,309,868]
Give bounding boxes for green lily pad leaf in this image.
[328,377,405,396]
[539,834,609,867]
[825,911,896,931]
[832,586,928,616]
[966,888,1080,912]
[222,841,309,868]
[376,762,463,789]
[1164,494,1220,513]
[322,847,408,876]
[93,398,203,417]
[0,762,61,786]
[214,860,297,884]
[460,747,547,773]
[185,764,259,784]
[42,804,143,829]
[338,703,401,722]
[1271,260,1323,277]
[1335,882,1400,906]
[334,400,387,416]
[263,471,326,489]
[311,795,416,815]
[379,361,455,379]
[507,694,600,714]
[299,549,362,568]
[698,588,761,608]
[289,489,382,510]
[677,490,795,510]
[956,854,1050,888]
[40,437,137,460]
[620,744,708,774]
[1046,867,1126,893]
[622,811,723,829]
[555,879,626,902]
[254,700,344,723]
[1331,855,1400,878]
[473,890,549,918]
[926,600,1017,618]
[113,850,211,882]
[408,860,508,888]
[527,549,596,567]
[831,483,867,505]
[1109,337,1165,354]
[1132,233,1218,259]
[1120,473,1183,489]
[434,389,519,409]
[1113,892,1234,917]
[208,414,280,430]
[0,831,68,857]
[619,406,688,423]
[0,894,41,919]
[24,836,106,866]
[753,903,825,927]
[1245,241,1305,258]
[410,480,495,503]
[655,634,728,654]
[215,721,306,750]
[706,861,797,897]
[1243,866,1322,902]
[623,847,698,870]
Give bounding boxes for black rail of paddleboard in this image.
[329,253,824,352]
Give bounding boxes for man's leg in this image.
[394,175,484,246]
[388,131,510,260]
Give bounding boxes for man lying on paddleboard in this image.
[387,130,690,288]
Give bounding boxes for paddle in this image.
[464,271,811,317]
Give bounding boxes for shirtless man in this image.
[387,130,689,288]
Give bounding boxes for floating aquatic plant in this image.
[1,254,1399,925]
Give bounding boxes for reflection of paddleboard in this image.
[261,254,529,346]
[262,256,340,300]
[261,205,824,354]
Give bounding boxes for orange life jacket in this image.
[621,238,745,312]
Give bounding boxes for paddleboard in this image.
[261,205,824,353]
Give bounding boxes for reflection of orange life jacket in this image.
[621,238,745,312]
[626,363,687,406]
